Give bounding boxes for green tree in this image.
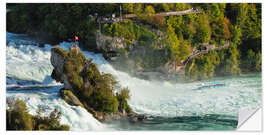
[123,3,134,13]
[167,16,184,37]
[166,25,180,61]
[7,98,69,130]
[194,14,211,45]
[175,3,190,10]
[230,25,242,45]
[221,46,241,75]
[242,49,262,72]
[134,3,143,14]
[7,99,33,130]
[211,17,231,45]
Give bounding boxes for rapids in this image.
[6,32,261,130]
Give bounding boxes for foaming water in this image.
[98,64,261,117]
[6,36,56,84]
[6,32,261,130]
[6,33,108,131]
[6,87,107,131]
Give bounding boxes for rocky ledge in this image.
[50,46,146,123]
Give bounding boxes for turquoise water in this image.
[107,73,261,130]
[108,114,238,130]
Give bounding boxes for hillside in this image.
[6,3,261,81]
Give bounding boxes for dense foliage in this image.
[51,47,132,114]
[102,20,157,46]
[185,46,241,81]
[7,3,261,80]
[102,3,261,79]
[6,98,70,130]
[183,3,261,80]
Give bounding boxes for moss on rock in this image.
[60,89,84,107]
[51,47,68,58]
[63,47,86,91]
[51,46,133,120]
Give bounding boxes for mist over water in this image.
[6,32,261,130]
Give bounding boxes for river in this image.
[6,32,262,131]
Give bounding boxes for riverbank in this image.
[7,3,262,82]
[6,32,262,130]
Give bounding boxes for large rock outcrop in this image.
[50,46,145,122]
[96,31,131,53]
[95,31,185,81]
[51,47,73,90]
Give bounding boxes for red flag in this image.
[75,36,79,41]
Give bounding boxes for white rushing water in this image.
[6,32,109,131]
[98,62,261,117]
[6,32,262,130]
[7,88,106,131]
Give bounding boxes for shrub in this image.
[118,87,131,100]
[89,91,119,113]
[185,48,241,81]
[185,54,216,81]
[33,108,70,130]
[211,17,231,45]
[6,98,69,131]
[148,15,166,28]
[6,98,33,130]
[241,49,262,72]
[116,87,132,113]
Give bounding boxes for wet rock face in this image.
[128,114,147,123]
[50,47,73,90]
[50,48,65,74]
[95,33,184,80]
[95,31,127,52]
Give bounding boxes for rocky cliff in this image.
[95,32,184,81]
[96,31,132,53]
[50,46,146,123]
[51,47,73,90]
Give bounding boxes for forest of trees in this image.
[7,3,261,81]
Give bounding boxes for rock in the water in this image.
[51,47,73,90]
[129,116,138,123]
[128,114,147,123]
[50,46,135,123]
